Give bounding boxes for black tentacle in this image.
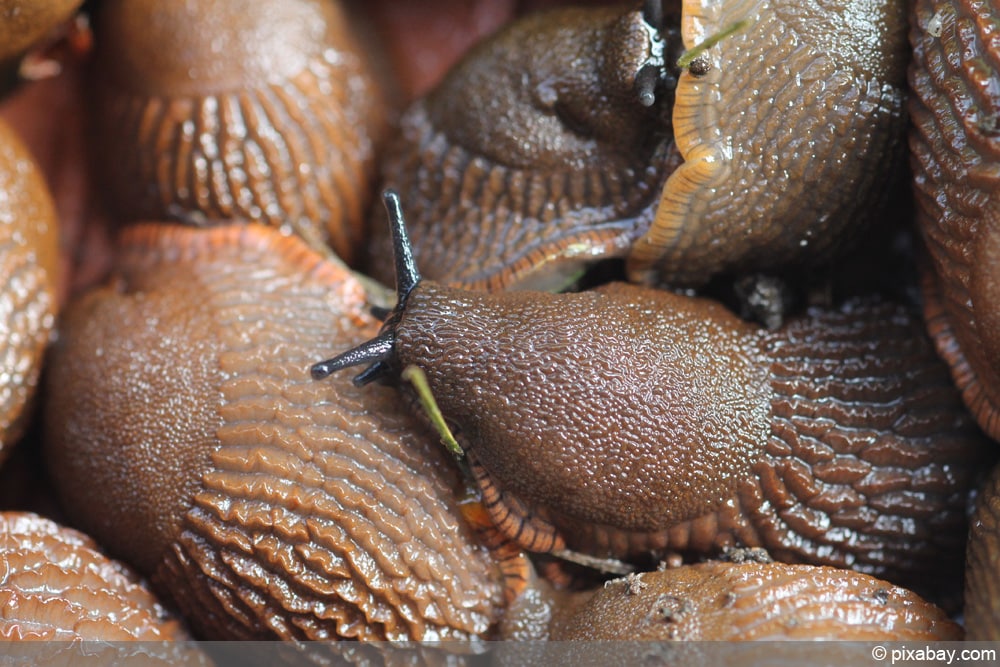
[311,189,421,385]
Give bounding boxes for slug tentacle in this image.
[311,190,420,385]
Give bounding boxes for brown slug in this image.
[908,0,1000,441]
[0,116,59,466]
[368,0,909,291]
[965,462,1000,640]
[43,222,508,641]
[91,0,388,264]
[551,562,962,640]
[0,511,200,643]
[627,0,910,286]
[0,0,83,94]
[367,0,684,291]
[315,192,992,597]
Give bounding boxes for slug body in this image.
[965,463,1000,640]
[44,223,506,641]
[367,2,683,290]
[552,562,962,641]
[0,512,199,643]
[316,194,990,593]
[909,0,1000,441]
[628,0,910,286]
[92,0,388,263]
[0,117,58,464]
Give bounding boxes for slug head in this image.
[311,190,417,386]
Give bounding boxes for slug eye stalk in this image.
[310,189,421,386]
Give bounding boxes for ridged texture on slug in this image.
[44,224,505,641]
[628,0,909,286]
[368,5,682,291]
[0,117,58,463]
[909,0,1000,440]
[0,512,195,641]
[739,301,988,588]
[92,0,387,263]
[393,283,988,591]
[965,463,1000,640]
[551,562,962,640]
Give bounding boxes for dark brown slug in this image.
[551,562,962,641]
[0,0,83,94]
[369,0,909,290]
[315,193,992,596]
[91,0,388,264]
[909,0,1000,441]
[0,116,59,466]
[367,1,683,291]
[965,462,1000,640]
[43,222,507,641]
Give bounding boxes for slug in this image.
[0,116,59,466]
[366,0,684,291]
[0,512,201,645]
[315,192,992,598]
[91,0,388,263]
[551,562,962,640]
[368,0,908,291]
[43,222,507,641]
[627,0,910,286]
[965,463,1000,640]
[908,0,1000,441]
[0,0,83,94]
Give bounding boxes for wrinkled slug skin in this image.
[628,0,909,286]
[0,117,58,464]
[91,0,388,264]
[394,284,989,590]
[909,0,1000,441]
[552,563,962,640]
[965,463,1000,639]
[367,5,682,291]
[0,512,199,643]
[43,224,505,641]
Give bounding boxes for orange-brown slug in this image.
[552,562,962,641]
[315,192,992,598]
[0,116,59,466]
[908,0,1000,441]
[0,512,202,646]
[90,0,388,263]
[43,222,507,641]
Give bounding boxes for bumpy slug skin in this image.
[909,0,1000,441]
[0,512,203,651]
[552,562,962,640]
[628,0,908,286]
[92,0,387,264]
[367,5,681,291]
[965,463,1000,640]
[0,117,58,464]
[44,223,505,641]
